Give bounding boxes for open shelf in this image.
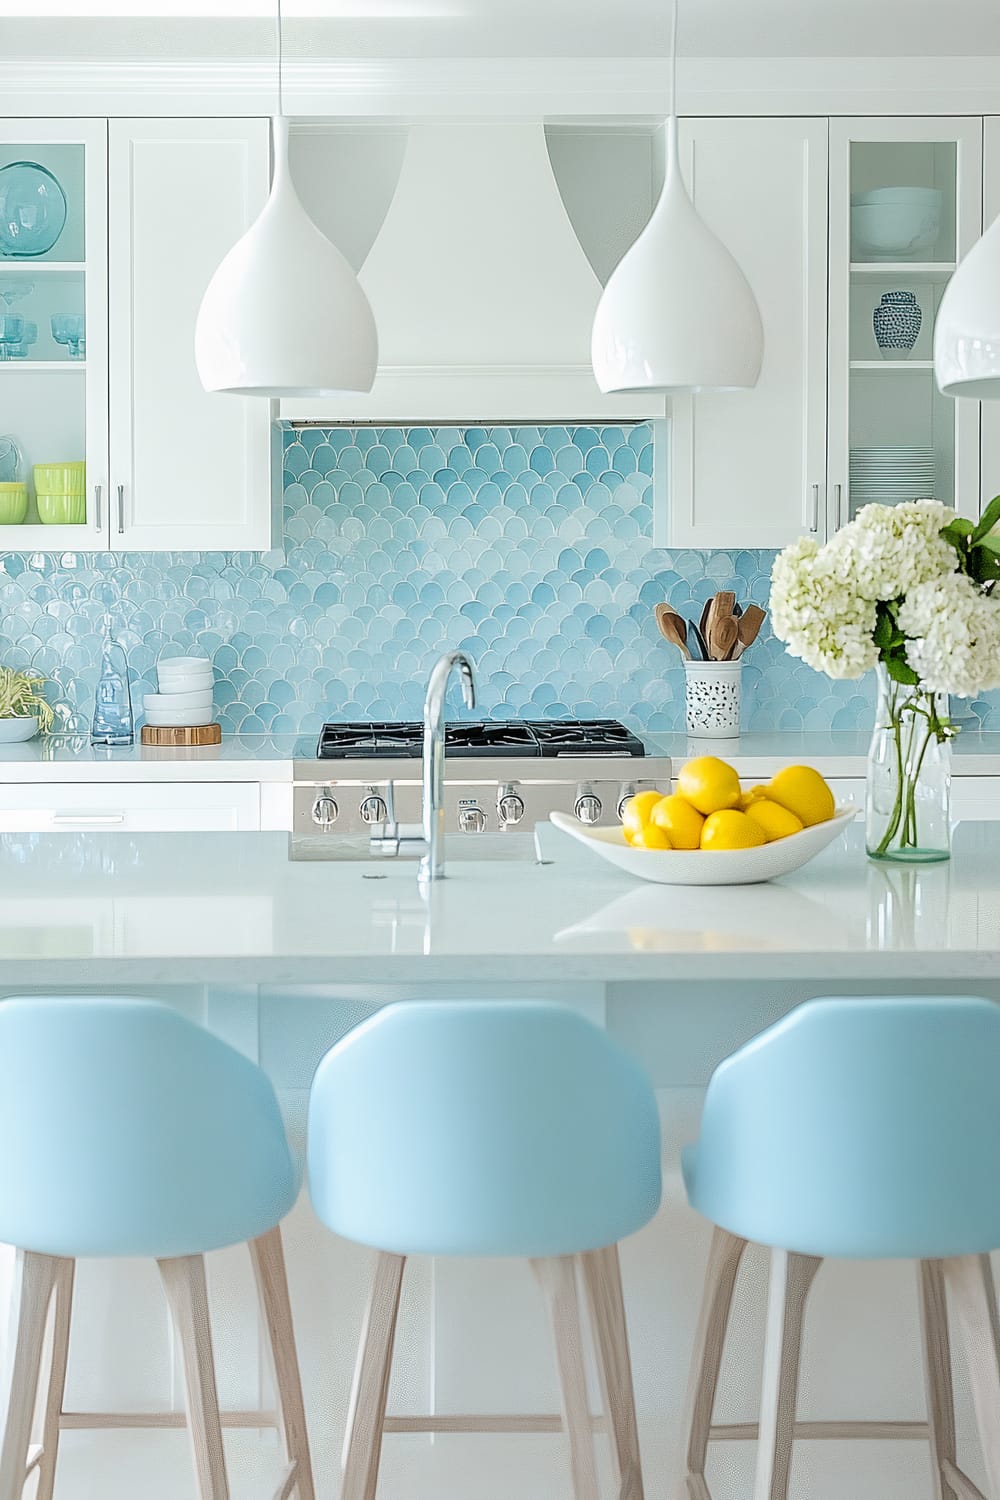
[850,262,956,283]
[850,359,934,372]
[0,262,86,275]
[0,361,86,371]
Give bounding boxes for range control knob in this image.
[311,793,339,828]
[458,804,488,833]
[617,785,638,819]
[497,787,525,825]
[575,793,603,825]
[359,794,388,825]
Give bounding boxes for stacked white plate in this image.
[145,655,215,727]
[849,446,936,506]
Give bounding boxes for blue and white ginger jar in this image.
[873,290,922,357]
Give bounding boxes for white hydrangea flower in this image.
[897,571,1000,697]
[827,500,957,602]
[770,537,879,680]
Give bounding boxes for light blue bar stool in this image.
[0,997,314,1500]
[308,1000,662,1500]
[680,995,1000,1500]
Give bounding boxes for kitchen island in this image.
[1,822,994,1500]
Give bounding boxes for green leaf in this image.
[872,608,894,649]
[884,654,919,686]
[972,493,1000,543]
[942,518,975,540]
[975,532,1000,555]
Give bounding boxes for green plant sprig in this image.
[941,492,1000,592]
[0,668,53,733]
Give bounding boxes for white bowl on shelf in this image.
[851,192,943,260]
[548,806,857,886]
[144,707,215,728]
[156,657,213,692]
[144,689,213,713]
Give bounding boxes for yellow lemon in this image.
[745,798,804,842]
[676,756,742,816]
[651,793,705,850]
[739,784,769,811]
[632,823,673,850]
[700,809,767,851]
[621,789,663,839]
[767,765,835,827]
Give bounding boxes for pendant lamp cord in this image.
[276,0,284,118]
[668,0,678,120]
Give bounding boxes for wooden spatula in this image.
[711,615,739,661]
[733,604,767,658]
[654,603,691,659]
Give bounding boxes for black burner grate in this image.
[316,719,645,759]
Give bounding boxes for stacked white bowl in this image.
[144,655,215,728]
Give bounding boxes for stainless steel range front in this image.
[293,719,671,838]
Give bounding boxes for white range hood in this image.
[281,121,665,424]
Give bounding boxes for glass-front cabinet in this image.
[0,120,107,548]
[828,117,984,530]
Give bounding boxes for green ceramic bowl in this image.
[36,492,86,525]
[0,483,28,525]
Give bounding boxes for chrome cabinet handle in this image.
[834,482,846,528]
[52,812,126,825]
[116,483,125,535]
[807,483,820,532]
[94,483,103,532]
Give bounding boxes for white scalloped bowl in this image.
[549,805,857,886]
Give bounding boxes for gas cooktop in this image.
[315,718,646,760]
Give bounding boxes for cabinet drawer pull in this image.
[834,482,847,529]
[51,812,126,825]
[806,483,820,532]
[94,484,103,532]
[116,484,125,535]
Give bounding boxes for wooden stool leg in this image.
[580,1244,644,1500]
[918,1260,958,1500]
[681,1227,748,1498]
[34,1257,74,1500]
[249,1228,315,1500]
[158,1254,230,1500]
[341,1252,405,1500]
[943,1254,1000,1497]
[752,1249,821,1500]
[0,1251,59,1500]
[533,1256,599,1500]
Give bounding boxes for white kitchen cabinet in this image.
[0,781,260,831]
[663,118,829,549]
[0,117,273,553]
[108,118,275,550]
[0,120,108,548]
[828,117,983,532]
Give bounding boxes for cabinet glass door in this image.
[0,120,107,548]
[829,118,982,531]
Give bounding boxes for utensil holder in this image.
[684,659,742,738]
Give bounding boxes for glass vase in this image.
[865,665,952,863]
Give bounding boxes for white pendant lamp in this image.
[934,214,1000,399]
[591,0,763,394]
[195,0,377,397]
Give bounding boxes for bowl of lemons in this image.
[549,756,856,885]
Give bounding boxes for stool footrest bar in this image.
[383,1413,607,1435]
[272,1459,298,1500]
[942,1460,987,1500]
[59,1409,279,1431]
[24,1444,41,1477]
[709,1419,929,1441]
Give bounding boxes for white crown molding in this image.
[3,54,1000,117]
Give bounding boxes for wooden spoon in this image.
[703,591,736,657]
[711,615,739,661]
[654,603,691,659]
[733,604,767,658]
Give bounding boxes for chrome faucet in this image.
[418,650,477,886]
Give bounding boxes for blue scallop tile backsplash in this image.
[1,421,996,737]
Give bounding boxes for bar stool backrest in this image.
[689,994,1000,1259]
[307,1000,662,1258]
[0,997,298,1258]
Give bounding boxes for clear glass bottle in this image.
[865,665,951,863]
[91,615,134,747]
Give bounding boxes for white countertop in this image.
[2,729,1000,782]
[0,733,303,782]
[0,819,995,985]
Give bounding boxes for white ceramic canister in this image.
[684,659,742,738]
